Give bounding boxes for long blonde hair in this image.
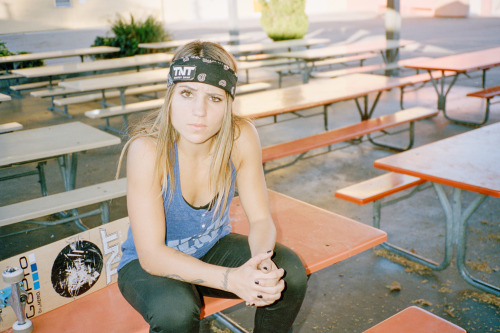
[117,40,245,220]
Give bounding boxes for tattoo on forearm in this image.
[164,274,205,285]
[221,267,231,291]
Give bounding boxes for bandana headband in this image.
[167,56,238,99]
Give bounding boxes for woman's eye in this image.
[181,90,192,97]
[210,96,222,102]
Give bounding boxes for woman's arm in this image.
[126,137,282,305]
[233,121,277,260]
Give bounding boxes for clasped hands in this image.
[230,251,285,307]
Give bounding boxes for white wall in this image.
[0,0,265,34]
[0,0,498,35]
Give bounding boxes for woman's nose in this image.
[192,97,207,117]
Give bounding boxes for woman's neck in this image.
[177,137,215,159]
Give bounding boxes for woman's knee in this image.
[274,243,308,295]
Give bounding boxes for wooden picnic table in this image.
[224,38,330,57]
[233,73,418,130]
[58,68,169,107]
[403,46,500,123]
[374,122,500,296]
[0,46,120,72]
[272,39,415,82]
[0,122,121,195]
[11,53,173,87]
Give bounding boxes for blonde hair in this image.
[117,40,245,220]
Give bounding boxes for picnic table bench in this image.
[0,93,11,102]
[261,107,438,172]
[31,68,170,117]
[335,172,434,267]
[0,178,127,236]
[15,189,387,333]
[269,52,377,87]
[272,39,415,82]
[465,84,500,126]
[0,122,121,200]
[0,46,120,73]
[310,56,431,79]
[11,53,172,92]
[0,122,23,134]
[224,38,330,58]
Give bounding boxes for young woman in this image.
[117,40,308,333]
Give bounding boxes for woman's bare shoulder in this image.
[233,119,261,168]
[128,136,157,157]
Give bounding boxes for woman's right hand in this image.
[228,251,285,307]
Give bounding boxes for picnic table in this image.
[0,122,121,195]
[58,68,169,107]
[374,122,500,296]
[0,46,120,72]
[223,38,330,57]
[11,53,173,87]
[403,46,500,123]
[233,73,419,129]
[272,39,415,82]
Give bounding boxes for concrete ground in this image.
[1,12,499,332]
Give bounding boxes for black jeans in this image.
[118,233,308,333]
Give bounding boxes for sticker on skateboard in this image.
[0,217,130,332]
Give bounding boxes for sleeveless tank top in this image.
[118,144,236,271]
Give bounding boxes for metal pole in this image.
[385,0,401,76]
[228,0,239,45]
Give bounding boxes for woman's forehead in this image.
[176,82,225,96]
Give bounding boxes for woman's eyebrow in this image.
[178,84,197,91]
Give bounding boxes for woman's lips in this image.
[189,123,206,130]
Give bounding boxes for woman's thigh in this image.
[118,260,202,333]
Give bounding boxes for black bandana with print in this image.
[167,56,238,99]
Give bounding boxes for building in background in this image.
[0,0,499,35]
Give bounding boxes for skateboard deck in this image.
[0,217,130,332]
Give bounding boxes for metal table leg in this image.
[57,153,78,191]
[427,70,460,112]
[433,184,498,295]
[454,190,499,296]
[373,183,453,270]
[57,153,87,230]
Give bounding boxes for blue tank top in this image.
[118,145,236,271]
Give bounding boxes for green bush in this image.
[260,0,309,41]
[0,41,44,71]
[92,14,171,59]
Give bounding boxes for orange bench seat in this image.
[363,306,466,333]
[8,190,386,333]
[335,172,426,205]
[465,84,500,126]
[262,107,438,170]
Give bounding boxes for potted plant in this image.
[259,0,309,41]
